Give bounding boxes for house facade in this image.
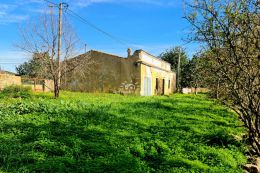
[65,49,176,96]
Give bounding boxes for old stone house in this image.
[65,49,176,96]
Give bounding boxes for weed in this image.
[0,92,246,172]
[0,85,32,98]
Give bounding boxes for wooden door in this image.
[162,79,165,95]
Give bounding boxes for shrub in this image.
[0,85,32,98]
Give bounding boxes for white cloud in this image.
[0,0,46,24]
[0,2,29,24]
[75,0,112,7]
[0,11,6,17]
[0,15,29,25]
[0,0,181,24]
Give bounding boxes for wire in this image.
[42,0,132,47]
[42,0,58,6]
[66,9,131,47]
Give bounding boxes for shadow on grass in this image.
[118,99,244,148]
[119,100,239,129]
[0,95,245,172]
[0,117,148,172]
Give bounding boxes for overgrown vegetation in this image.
[184,0,260,156]
[0,85,32,98]
[0,92,246,172]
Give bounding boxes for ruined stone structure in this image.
[182,88,209,94]
[65,49,176,96]
[0,71,21,90]
[0,71,54,92]
[22,78,54,92]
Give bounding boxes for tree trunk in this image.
[240,110,260,156]
[54,78,60,98]
[216,78,220,99]
[249,129,260,156]
[195,85,198,95]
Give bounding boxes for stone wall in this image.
[182,88,209,94]
[22,78,54,92]
[119,53,141,95]
[0,74,22,90]
[65,50,141,94]
[0,73,53,92]
[44,80,54,92]
[65,50,123,93]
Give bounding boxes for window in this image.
[156,78,159,90]
[168,80,171,89]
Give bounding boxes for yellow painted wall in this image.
[140,64,176,96]
[139,50,176,96]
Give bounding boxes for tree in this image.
[191,51,225,98]
[187,55,204,94]
[16,53,49,78]
[159,47,190,88]
[17,6,91,98]
[185,0,260,155]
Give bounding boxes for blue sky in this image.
[0,0,198,72]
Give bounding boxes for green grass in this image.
[0,92,246,172]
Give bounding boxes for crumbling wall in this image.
[22,78,54,92]
[182,88,209,94]
[0,74,21,90]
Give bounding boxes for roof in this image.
[71,50,124,62]
[75,49,172,67]
[90,50,124,59]
[134,49,172,66]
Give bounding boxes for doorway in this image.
[162,79,165,95]
[144,77,152,96]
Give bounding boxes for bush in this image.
[0,85,32,98]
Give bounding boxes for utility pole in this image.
[49,5,54,17]
[85,44,87,53]
[57,2,63,88]
[177,47,181,92]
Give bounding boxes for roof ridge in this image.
[90,49,124,59]
[137,50,172,66]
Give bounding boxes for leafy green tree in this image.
[185,56,200,92]
[191,52,224,98]
[185,0,260,155]
[159,47,190,88]
[187,53,219,95]
[16,53,48,78]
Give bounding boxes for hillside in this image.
[0,92,246,172]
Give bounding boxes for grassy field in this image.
[0,92,246,172]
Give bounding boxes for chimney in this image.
[127,48,132,57]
